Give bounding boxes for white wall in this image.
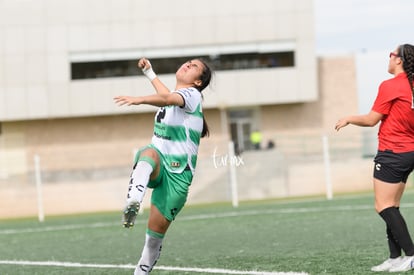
[0,0,317,121]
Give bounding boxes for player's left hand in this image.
[113,96,140,106]
[335,118,349,131]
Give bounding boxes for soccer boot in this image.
[122,202,140,228]
[389,256,414,272]
[371,257,402,272]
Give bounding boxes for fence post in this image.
[0,137,7,179]
[322,135,333,200]
[228,141,239,207]
[34,154,45,222]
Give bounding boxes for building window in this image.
[229,109,255,154]
[71,51,294,80]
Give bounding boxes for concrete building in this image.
[1,0,317,174]
[0,0,370,218]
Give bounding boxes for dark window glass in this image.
[71,51,294,80]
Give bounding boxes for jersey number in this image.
[156,108,166,123]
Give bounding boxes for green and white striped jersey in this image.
[152,87,204,174]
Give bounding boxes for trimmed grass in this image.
[1,191,414,274]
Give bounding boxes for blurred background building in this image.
[0,0,377,218]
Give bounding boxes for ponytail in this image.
[201,116,209,138]
[195,58,213,138]
[400,44,414,100]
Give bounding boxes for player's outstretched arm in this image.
[138,58,170,96]
[335,110,382,131]
[114,92,184,108]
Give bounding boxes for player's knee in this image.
[374,203,382,213]
[375,201,398,213]
[140,148,159,163]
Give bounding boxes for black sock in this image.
[380,207,414,256]
[387,225,402,258]
[386,206,402,258]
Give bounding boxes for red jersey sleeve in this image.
[372,80,398,115]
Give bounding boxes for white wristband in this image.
[142,66,157,81]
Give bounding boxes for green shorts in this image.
[134,145,193,221]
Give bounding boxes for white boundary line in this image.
[3,199,400,274]
[0,260,309,275]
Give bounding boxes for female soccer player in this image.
[335,44,414,272]
[114,57,212,274]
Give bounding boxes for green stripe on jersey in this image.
[186,104,204,118]
[191,154,198,169]
[189,128,201,145]
[154,122,186,142]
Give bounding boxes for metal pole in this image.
[0,136,7,179]
[322,135,333,200]
[228,141,239,207]
[34,154,45,222]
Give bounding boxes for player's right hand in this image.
[138,58,151,70]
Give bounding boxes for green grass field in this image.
[2,190,414,275]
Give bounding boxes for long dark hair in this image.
[399,44,414,99]
[194,58,213,138]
